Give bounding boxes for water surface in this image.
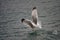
[0,0,60,40]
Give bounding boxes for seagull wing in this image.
[22,19,35,28]
[32,7,38,24]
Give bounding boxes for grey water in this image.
[0,0,60,40]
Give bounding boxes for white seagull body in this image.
[21,7,42,30]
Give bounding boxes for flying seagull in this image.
[21,7,42,30]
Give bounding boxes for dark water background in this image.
[0,0,60,40]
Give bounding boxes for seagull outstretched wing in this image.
[21,19,35,28]
[32,7,38,24]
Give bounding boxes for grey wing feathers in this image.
[32,7,38,24]
[23,19,35,28]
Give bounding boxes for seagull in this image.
[21,7,42,30]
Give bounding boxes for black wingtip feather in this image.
[32,7,36,10]
[21,18,25,23]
